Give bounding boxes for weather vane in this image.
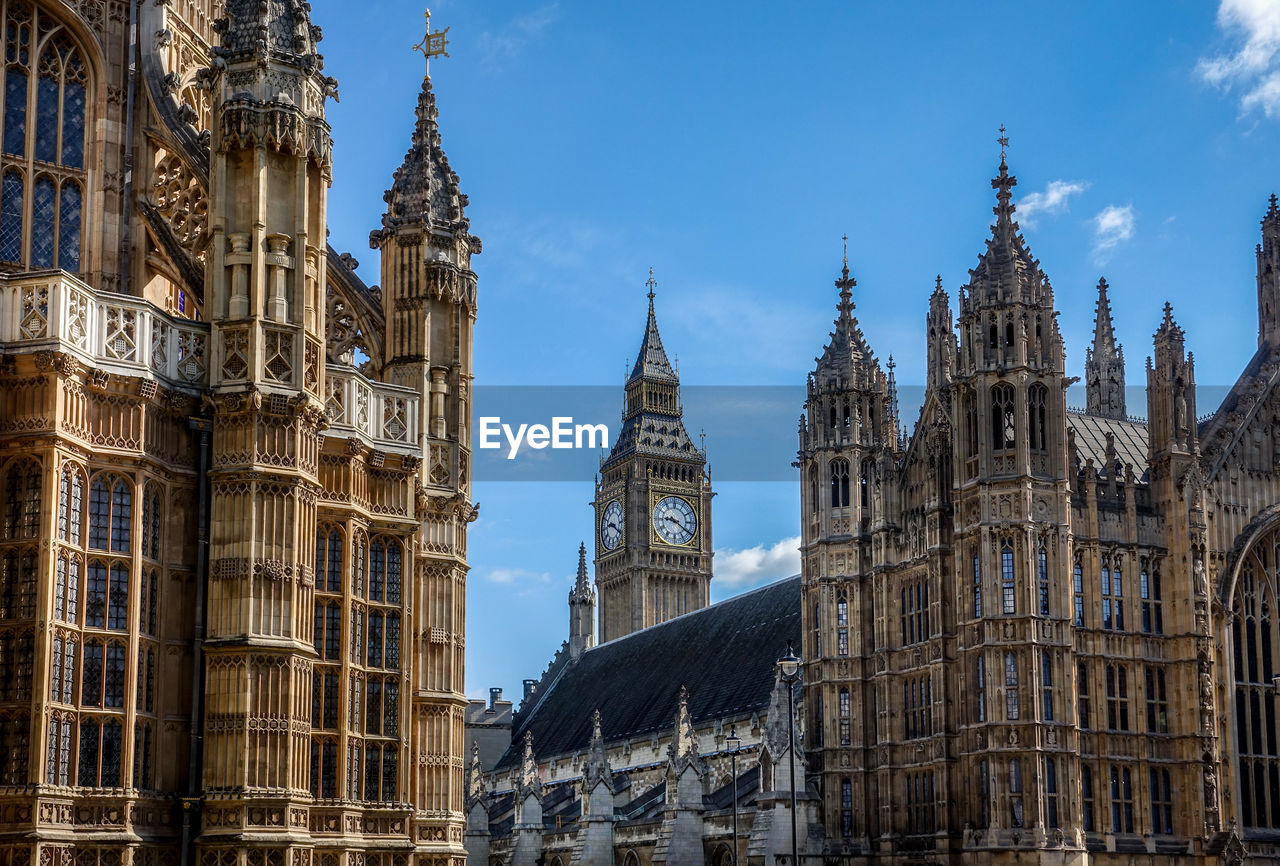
[646,267,657,301]
[412,9,451,77]
[998,124,1009,160]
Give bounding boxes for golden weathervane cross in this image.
[412,9,451,77]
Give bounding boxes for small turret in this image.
[568,542,596,660]
[1257,194,1280,347]
[1086,277,1127,419]
[926,275,955,392]
[1147,302,1196,458]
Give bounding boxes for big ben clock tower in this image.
[594,272,714,643]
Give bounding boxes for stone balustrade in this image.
[323,363,420,453]
[0,270,211,391]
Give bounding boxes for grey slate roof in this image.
[1067,411,1149,477]
[495,575,801,771]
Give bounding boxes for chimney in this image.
[487,687,502,713]
[523,679,537,702]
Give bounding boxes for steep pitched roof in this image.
[495,575,800,771]
[378,72,469,236]
[1068,411,1149,477]
[813,259,880,384]
[630,294,678,383]
[966,154,1052,306]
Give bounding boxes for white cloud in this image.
[1197,0,1280,117]
[715,536,801,589]
[1016,180,1090,229]
[1091,205,1136,263]
[478,4,560,65]
[484,566,551,585]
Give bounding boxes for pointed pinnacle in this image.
[1266,193,1280,223]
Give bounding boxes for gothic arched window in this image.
[1232,529,1280,829]
[0,3,89,272]
[1028,383,1048,451]
[1037,545,1050,616]
[88,475,131,552]
[58,463,84,546]
[991,383,1015,451]
[830,459,850,508]
[3,458,40,539]
[1004,651,1019,720]
[1001,542,1015,614]
[141,483,162,561]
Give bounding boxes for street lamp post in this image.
[778,641,802,866]
[727,725,741,865]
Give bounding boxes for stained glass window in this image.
[104,641,124,707]
[88,479,109,549]
[30,174,54,267]
[3,70,27,156]
[34,73,57,163]
[110,479,131,552]
[82,640,102,705]
[133,724,152,789]
[4,459,40,539]
[370,541,385,602]
[0,170,22,261]
[107,563,128,629]
[0,9,89,270]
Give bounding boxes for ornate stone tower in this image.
[201,1,333,859]
[568,542,596,660]
[1085,277,1126,419]
[593,275,712,643]
[797,250,897,844]
[367,27,479,855]
[950,145,1075,848]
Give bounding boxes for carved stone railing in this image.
[0,270,210,391]
[324,363,420,454]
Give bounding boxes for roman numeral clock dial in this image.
[652,495,697,546]
[600,500,624,550]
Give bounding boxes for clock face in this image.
[601,500,624,550]
[653,496,697,546]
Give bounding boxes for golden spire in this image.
[412,8,451,78]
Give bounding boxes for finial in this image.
[998,124,1009,162]
[699,427,706,452]
[936,274,943,292]
[887,355,896,373]
[646,267,657,302]
[412,8,451,78]
[842,233,849,267]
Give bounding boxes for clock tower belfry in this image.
[593,272,713,643]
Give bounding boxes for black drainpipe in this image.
[181,417,212,866]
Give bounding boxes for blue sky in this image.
[308,0,1280,700]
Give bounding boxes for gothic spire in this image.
[605,269,700,464]
[629,268,678,383]
[965,130,1050,306]
[375,20,470,241]
[814,250,877,381]
[1086,278,1126,419]
[569,542,593,603]
[1091,278,1119,356]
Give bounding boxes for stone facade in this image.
[800,153,1280,865]
[0,3,475,866]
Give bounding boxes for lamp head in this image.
[778,641,801,682]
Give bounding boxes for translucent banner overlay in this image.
[470,384,1232,482]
